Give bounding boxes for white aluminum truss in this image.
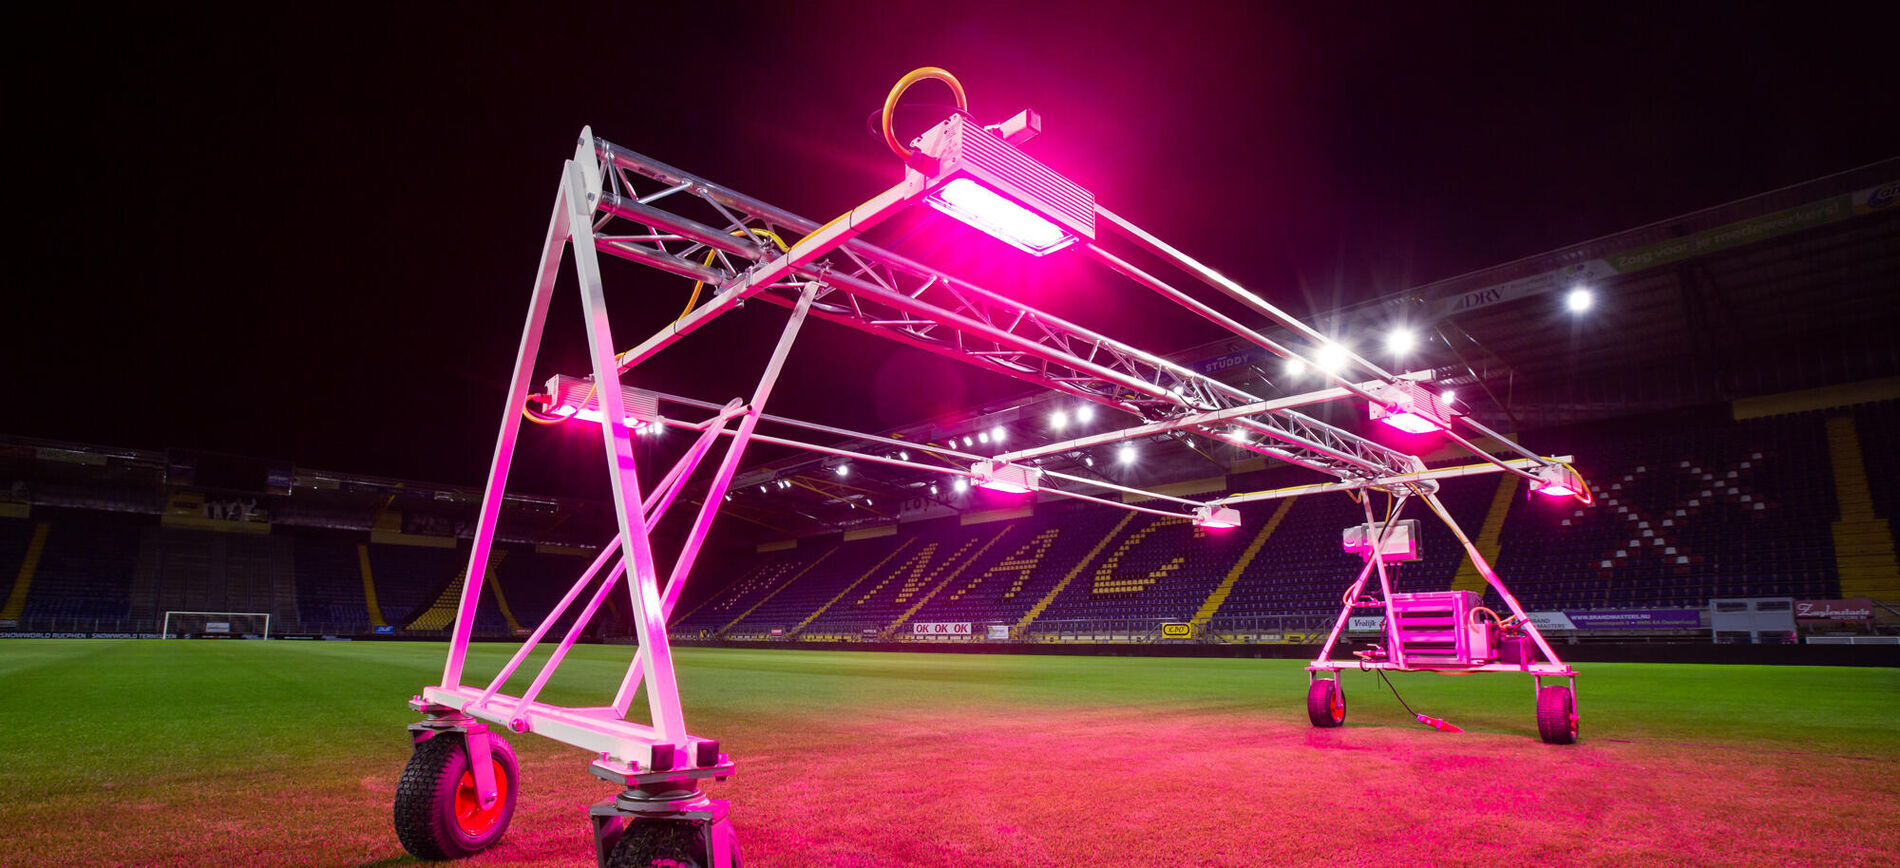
[410,108,1590,863]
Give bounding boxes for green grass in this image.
[1,641,1896,866]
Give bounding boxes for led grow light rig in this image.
[396,67,1592,866]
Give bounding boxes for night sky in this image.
[12,3,1896,498]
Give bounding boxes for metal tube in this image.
[564,147,690,746]
[441,174,568,689]
[995,386,1357,465]
[473,535,621,710]
[1314,554,1382,663]
[612,288,818,716]
[1215,455,1571,505]
[1419,490,1567,667]
[1087,243,1390,405]
[1364,496,1408,669]
[1095,206,1400,382]
[611,178,923,374]
[515,560,628,713]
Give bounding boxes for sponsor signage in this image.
[372,625,395,635]
[1160,622,1195,639]
[205,621,231,634]
[987,625,1011,640]
[1795,599,1876,621]
[767,628,785,637]
[1565,609,1701,629]
[1527,611,1576,631]
[1348,616,1385,632]
[912,621,972,635]
[1529,609,1701,630]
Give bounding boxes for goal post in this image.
[161,611,271,639]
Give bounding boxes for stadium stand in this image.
[2,396,1895,640]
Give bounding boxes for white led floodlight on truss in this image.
[396,66,1593,867]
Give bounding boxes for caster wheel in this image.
[1306,678,1345,728]
[394,731,519,859]
[1537,685,1579,745]
[607,819,709,868]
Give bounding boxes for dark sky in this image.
[12,2,1896,496]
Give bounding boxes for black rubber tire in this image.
[606,819,706,868]
[1536,685,1579,745]
[1306,678,1345,728]
[394,731,520,860]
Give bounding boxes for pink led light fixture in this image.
[1193,505,1241,530]
[913,113,1096,257]
[1369,380,1452,434]
[926,178,1075,255]
[1532,463,1590,501]
[971,460,1041,494]
[539,374,658,432]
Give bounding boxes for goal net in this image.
[162,611,271,639]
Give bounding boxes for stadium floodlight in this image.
[1193,505,1241,530]
[915,114,1096,256]
[1531,463,1588,499]
[990,425,1006,444]
[1385,327,1416,356]
[1369,380,1453,434]
[952,477,969,492]
[1566,286,1594,313]
[1118,445,1136,465]
[1314,342,1350,375]
[1076,405,1095,424]
[978,431,990,444]
[971,460,1042,494]
[1282,357,1304,377]
[962,436,974,447]
[835,463,850,478]
[539,374,659,432]
[1050,409,1068,430]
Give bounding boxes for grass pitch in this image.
[1,640,1896,866]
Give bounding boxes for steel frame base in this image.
[1306,488,1581,740]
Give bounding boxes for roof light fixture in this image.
[1193,505,1242,530]
[971,460,1042,494]
[915,114,1095,256]
[1566,287,1594,313]
[1368,380,1453,434]
[1532,463,1588,499]
[1385,327,1416,356]
[538,374,659,432]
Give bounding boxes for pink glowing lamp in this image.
[971,460,1042,494]
[913,113,1096,257]
[1369,380,1452,434]
[926,178,1076,256]
[1531,464,1590,501]
[539,374,657,432]
[1193,505,1242,530]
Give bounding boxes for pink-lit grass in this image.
[0,641,1894,866]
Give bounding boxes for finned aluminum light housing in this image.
[1193,505,1242,530]
[1531,463,1587,499]
[970,460,1042,494]
[540,374,661,431]
[1369,380,1453,434]
[914,114,1096,256]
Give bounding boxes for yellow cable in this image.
[882,67,967,161]
[678,228,790,322]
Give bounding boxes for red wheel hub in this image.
[452,759,507,837]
